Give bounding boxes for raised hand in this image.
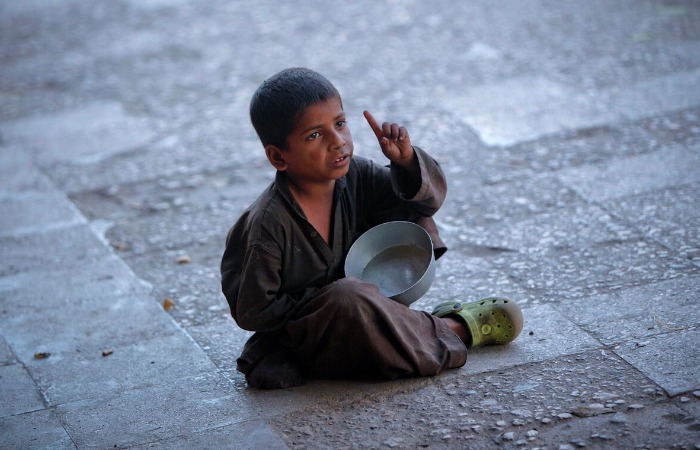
[363,110,415,169]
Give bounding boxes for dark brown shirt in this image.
[221,147,447,332]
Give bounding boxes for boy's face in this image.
[267,96,353,186]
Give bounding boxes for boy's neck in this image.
[287,178,336,202]
[287,178,335,244]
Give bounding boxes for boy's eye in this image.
[336,120,346,128]
[306,131,321,141]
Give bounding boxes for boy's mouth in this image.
[330,154,351,167]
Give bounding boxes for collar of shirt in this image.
[273,170,348,218]
[273,171,349,277]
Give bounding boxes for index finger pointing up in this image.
[363,110,385,141]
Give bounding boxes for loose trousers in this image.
[236,277,467,387]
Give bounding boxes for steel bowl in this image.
[344,221,435,306]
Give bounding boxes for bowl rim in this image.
[344,221,435,303]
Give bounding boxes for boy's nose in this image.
[330,130,346,148]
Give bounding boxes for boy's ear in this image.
[265,144,287,171]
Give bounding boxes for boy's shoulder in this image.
[224,179,292,250]
[235,155,385,224]
[242,179,288,225]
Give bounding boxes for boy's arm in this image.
[221,219,318,332]
[353,148,447,258]
[389,145,446,214]
[363,110,446,215]
[359,111,448,257]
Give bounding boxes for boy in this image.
[221,68,522,389]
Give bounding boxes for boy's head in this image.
[250,68,341,149]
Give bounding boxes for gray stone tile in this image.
[412,251,534,313]
[239,376,434,419]
[605,182,700,262]
[68,165,259,223]
[0,256,152,311]
[645,107,700,149]
[55,372,248,449]
[129,420,289,450]
[0,0,74,15]
[0,224,113,277]
[391,112,483,172]
[676,394,700,423]
[0,261,217,406]
[0,102,157,165]
[443,203,638,257]
[0,191,83,238]
[467,107,700,186]
[1,287,169,359]
[498,117,660,174]
[0,409,75,450]
[0,334,14,366]
[438,174,585,228]
[274,383,459,450]
[121,251,230,329]
[614,328,700,396]
[0,363,45,417]
[0,146,54,192]
[611,69,700,122]
[491,237,698,301]
[439,350,664,418]
[458,305,601,375]
[121,0,192,10]
[555,276,700,346]
[0,253,220,406]
[534,401,700,449]
[101,199,241,255]
[48,127,272,195]
[556,145,700,202]
[442,75,588,146]
[25,332,221,406]
[185,319,252,386]
[274,350,664,449]
[442,69,700,146]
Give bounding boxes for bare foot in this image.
[442,317,472,347]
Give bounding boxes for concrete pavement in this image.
[2,0,700,448]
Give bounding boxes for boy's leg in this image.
[284,277,467,380]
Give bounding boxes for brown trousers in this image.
[237,277,467,388]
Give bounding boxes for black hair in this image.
[249,67,341,149]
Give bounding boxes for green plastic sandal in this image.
[432,297,523,347]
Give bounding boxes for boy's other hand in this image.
[363,110,415,169]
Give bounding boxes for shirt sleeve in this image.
[221,211,318,332]
[390,146,447,215]
[235,240,319,331]
[360,146,447,225]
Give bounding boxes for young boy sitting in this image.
[221,68,523,389]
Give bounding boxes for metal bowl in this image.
[344,221,435,306]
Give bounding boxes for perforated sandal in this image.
[432,297,523,347]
